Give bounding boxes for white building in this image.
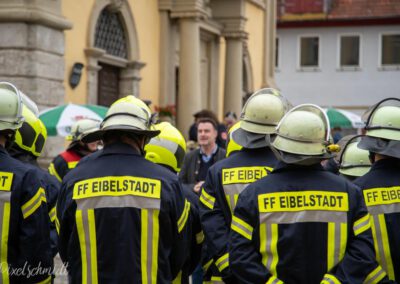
[275,0,400,113]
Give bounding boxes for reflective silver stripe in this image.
[148,138,178,154]
[21,188,46,218]
[146,210,154,283]
[81,210,93,284]
[371,215,389,275]
[231,217,252,238]
[364,267,386,284]
[0,192,11,203]
[259,210,347,224]
[263,224,273,271]
[223,184,248,213]
[367,203,400,215]
[323,277,336,284]
[353,217,370,234]
[271,278,281,284]
[76,195,161,210]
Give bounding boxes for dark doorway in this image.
[98,63,120,106]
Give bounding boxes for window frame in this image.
[275,36,280,71]
[379,32,400,70]
[297,34,321,71]
[337,33,362,71]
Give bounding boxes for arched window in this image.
[94,8,127,59]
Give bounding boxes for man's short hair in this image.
[197,118,218,130]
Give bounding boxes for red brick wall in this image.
[284,0,324,14]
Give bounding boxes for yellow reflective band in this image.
[327,222,336,271]
[364,266,387,284]
[76,210,87,284]
[55,215,60,235]
[354,214,371,236]
[231,215,253,240]
[364,186,400,206]
[339,223,347,262]
[226,195,232,211]
[222,166,272,185]
[177,200,190,233]
[200,189,215,210]
[67,161,78,169]
[1,202,10,284]
[22,187,47,219]
[49,206,56,222]
[0,172,13,191]
[378,214,395,279]
[370,217,381,264]
[36,275,51,284]
[202,258,213,272]
[172,271,182,284]
[210,276,223,282]
[151,210,160,284]
[258,191,349,213]
[266,275,284,284]
[260,223,268,266]
[215,253,229,272]
[270,224,279,274]
[323,274,341,284]
[48,163,62,182]
[141,209,149,284]
[88,210,98,284]
[196,230,204,244]
[73,176,161,200]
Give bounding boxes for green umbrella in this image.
[324,108,365,129]
[39,104,108,136]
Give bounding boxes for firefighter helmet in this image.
[145,122,186,173]
[338,135,371,177]
[82,95,159,143]
[226,122,242,157]
[14,105,48,157]
[0,82,24,131]
[272,104,338,164]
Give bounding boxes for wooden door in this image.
[98,63,120,106]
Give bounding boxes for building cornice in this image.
[278,16,400,28]
[0,5,72,30]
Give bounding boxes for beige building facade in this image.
[0,0,277,157]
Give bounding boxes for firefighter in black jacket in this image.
[199,88,291,283]
[145,121,202,284]
[355,98,400,282]
[8,104,60,258]
[230,104,389,284]
[0,82,52,283]
[57,96,189,283]
[49,118,100,182]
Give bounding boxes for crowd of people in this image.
[0,80,399,284]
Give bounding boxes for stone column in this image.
[120,61,146,98]
[177,17,202,137]
[262,0,277,88]
[224,36,244,117]
[158,9,176,106]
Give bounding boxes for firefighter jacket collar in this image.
[272,160,325,173]
[102,141,142,156]
[0,145,10,156]
[370,157,400,171]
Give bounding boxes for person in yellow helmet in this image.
[57,96,189,283]
[8,104,60,260]
[230,104,387,283]
[225,121,242,157]
[145,122,202,284]
[199,88,291,283]
[48,118,100,182]
[0,82,52,282]
[354,98,400,282]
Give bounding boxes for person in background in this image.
[145,122,202,284]
[223,111,237,132]
[337,135,371,181]
[355,98,400,282]
[180,118,226,195]
[48,118,100,182]
[188,109,227,148]
[230,104,385,283]
[0,82,52,283]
